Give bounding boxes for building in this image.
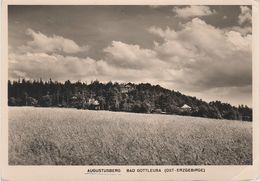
[181,104,192,111]
[87,98,100,110]
[120,83,135,93]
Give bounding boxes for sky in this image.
[8,5,252,106]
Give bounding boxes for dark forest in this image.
[8,79,252,121]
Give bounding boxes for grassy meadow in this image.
[9,107,252,165]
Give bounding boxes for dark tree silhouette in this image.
[8,79,252,121]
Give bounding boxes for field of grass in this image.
[9,107,252,165]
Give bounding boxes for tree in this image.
[26,97,38,106]
[39,94,52,107]
[8,97,17,106]
[7,78,252,121]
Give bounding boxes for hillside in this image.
[8,79,252,121]
[9,107,252,165]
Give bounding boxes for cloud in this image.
[227,26,252,36]
[226,31,252,51]
[103,41,165,69]
[9,53,107,81]
[148,26,178,39]
[224,6,252,36]
[8,51,173,87]
[99,17,251,101]
[19,28,89,54]
[148,18,251,92]
[9,15,252,106]
[172,6,216,19]
[238,6,252,25]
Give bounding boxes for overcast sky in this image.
[8,5,252,106]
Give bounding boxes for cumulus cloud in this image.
[148,26,178,39]
[9,29,171,85]
[8,51,174,86]
[227,26,252,36]
[19,28,89,54]
[148,18,251,92]
[226,31,252,51]
[172,6,216,19]
[9,14,252,105]
[224,6,252,36]
[103,41,166,69]
[9,52,107,81]
[238,6,252,25]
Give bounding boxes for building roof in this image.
[93,100,99,106]
[181,104,191,109]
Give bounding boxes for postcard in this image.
[1,0,259,180]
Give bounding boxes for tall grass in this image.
[9,107,252,165]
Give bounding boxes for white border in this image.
[1,1,259,180]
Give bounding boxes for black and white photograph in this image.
[7,4,254,167]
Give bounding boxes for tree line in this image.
[8,79,252,121]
